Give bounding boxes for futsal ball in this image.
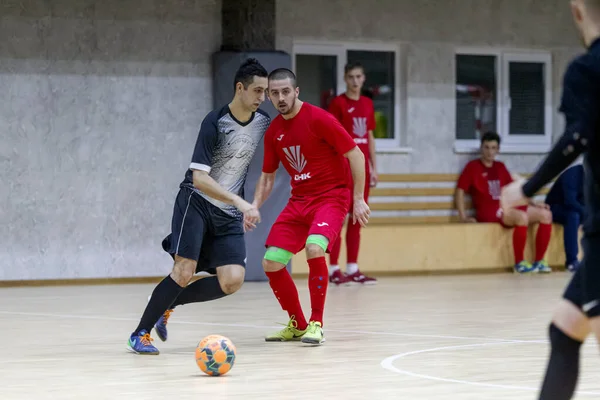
[195,334,236,376]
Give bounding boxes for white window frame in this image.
[453,48,553,154]
[292,41,406,152]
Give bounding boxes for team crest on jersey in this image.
[353,117,368,137]
[283,145,311,181]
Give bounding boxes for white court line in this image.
[381,342,600,396]
[0,310,544,344]
[4,308,579,394]
[0,283,402,301]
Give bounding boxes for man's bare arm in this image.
[345,147,366,200]
[455,188,474,222]
[192,170,248,210]
[252,172,276,208]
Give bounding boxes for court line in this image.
[381,342,600,396]
[0,310,544,344]
[0,283,403,301]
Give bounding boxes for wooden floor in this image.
[2,274,600,400]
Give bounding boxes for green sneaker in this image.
[265,317,307,342]
[301,321,325,345]
[533,260,552,273]
[514,261,535,274]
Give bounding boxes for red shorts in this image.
[477,205,528,228]
[265,187,351,253]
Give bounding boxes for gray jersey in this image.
[181,105,271,219]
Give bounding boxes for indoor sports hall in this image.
[2,1,600,399]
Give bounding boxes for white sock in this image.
[329,265,340,276]
[346,263,358,275]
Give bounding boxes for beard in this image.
[279,97,296,115]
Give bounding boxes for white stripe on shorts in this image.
[175,193,193,255]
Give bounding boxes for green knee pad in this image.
[306,234,329,252]
[264,247,294,265]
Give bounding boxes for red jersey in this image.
[262,102,357,198]
[456,159,513,219]
[328,94,376,163]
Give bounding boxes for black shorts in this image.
[161,187,246,275]
[563,234,600,318]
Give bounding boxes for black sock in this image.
[538,323,582,400]
[133,275,184,335]
[171,277,227,307]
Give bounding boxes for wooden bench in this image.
[290,173,569,276]
[368,173,551,225]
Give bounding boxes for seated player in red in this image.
[454,131,553,273]
[327,62,378,286]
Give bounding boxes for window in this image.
[293,42,403,150]
[454,50,552,153]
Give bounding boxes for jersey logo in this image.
[221,129,235,135]
[277,133,284,141]
[353,117,368,137]
[317,222,329,227]
[488,180,501,200]
[283,145,307,173]
[283,145,311,181]
[348,107,355,113]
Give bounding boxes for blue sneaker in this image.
[514,261,536,274]
[532,260,552,273]
[127,330,159,355]
[154,309,173,342]
[567,260,581,272]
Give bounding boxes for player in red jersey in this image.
[327,62,378,286]
[251,68,370,345]
[455,132,553,273]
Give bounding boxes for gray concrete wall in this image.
[276,0,583,174]
[1,0,221,280]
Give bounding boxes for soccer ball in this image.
[195,334,236,376]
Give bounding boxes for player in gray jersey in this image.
[127,58,270,355]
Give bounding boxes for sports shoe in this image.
[514,261,536,274]
[265,317,307,342]
[329,269,353,286]
[567,260,581,272]
[346,270,377,284]
[127,330,159,355]
[301,321,325,345]
[154,309,173,342]
[533,260,552,273]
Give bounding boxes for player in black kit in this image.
[126,58,271,355]
[501,1,600,398]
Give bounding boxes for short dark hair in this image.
[233,58,268,91]
[268,68,297,88]
[344,61,364,75]
[481,131,501,145]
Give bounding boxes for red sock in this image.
[346,220,361,263]
[513,226,528,264]
[329,235,342,266]
[265,268,307,330]
[308,257,328,325]
[535,223,553,261]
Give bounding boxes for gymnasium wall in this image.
[276,0,583,174]
[1,0,221,280]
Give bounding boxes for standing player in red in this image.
[251,68,370,345]
[327,62,378,285]
[455,131,553,273]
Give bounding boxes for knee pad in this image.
[306,234,329,252]
[263,247,294,265]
